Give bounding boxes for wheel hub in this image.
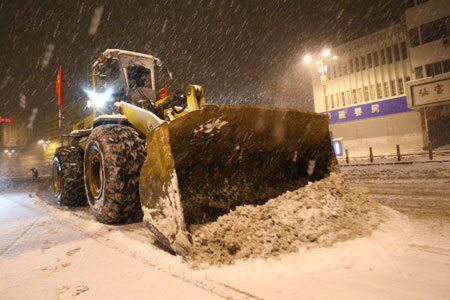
[53,159,61,193]
[88,152,103,200]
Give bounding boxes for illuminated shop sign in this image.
[409,77,450,108]
[332,140,343,156]
[326,96,411,124]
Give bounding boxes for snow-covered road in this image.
[1,162,450,299]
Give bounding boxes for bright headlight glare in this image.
[83,88,113,108]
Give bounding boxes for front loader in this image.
[52,49,337,255]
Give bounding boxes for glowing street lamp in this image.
[303,49,337,114]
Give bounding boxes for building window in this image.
[420,16,450,44]
[376,83,382,99]
[363,86,369,101]
[346,91,351,105]
[349,59,354,73]
[338,64,342,77]
[393,44,400,61]
[409,27,420,47]
[370,85,376,100]
[434,62,443,75]
[358,88,363,102]
[380,49,386,65]
[401,42,408,60]
[361,56,366,70]
[330,94,334,108]
[387,46,393,63]
[373,51,379,67]
[355,57,360,72]
[415,66,424,79]
[343,64,348,75]
[335,93,340,107]
[425,64,434,77]
[398,78,404,94]
[341,92,346,106]
[391,80,397,96]
[367,53,372,68]
[383,82,389,98]
[444,59,450,73]
[332,65,336,78]
[352,89,357,104]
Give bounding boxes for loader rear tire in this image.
[52,146,87,207]
[84,125,146,224]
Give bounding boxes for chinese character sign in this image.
[327,96,411,124]
[411,78,450,107]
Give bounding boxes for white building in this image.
[405,0,450,149]
[309,0,449,157]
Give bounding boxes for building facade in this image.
[310,0,449,156]
[405,0,450,149]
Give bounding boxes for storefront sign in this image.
[409,77,450,108]
[326,96,411,124]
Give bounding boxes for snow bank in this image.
[189,172,386,268]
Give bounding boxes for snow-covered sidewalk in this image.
[1,190,449,299]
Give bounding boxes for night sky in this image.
[0,0,408,129]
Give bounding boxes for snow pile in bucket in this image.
[189,172,385,267]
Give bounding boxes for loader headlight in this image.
[83,88,113,108]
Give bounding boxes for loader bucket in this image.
[139,105,337,255]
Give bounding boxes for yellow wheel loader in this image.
[52,49,337,256]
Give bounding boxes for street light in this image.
[304,49,337,114]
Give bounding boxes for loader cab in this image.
[126,64,156,105]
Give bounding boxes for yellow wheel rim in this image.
[88,151,103,199]
[53,160,61,193]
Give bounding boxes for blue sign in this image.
[333,141,343,156]
[326,96,412,124]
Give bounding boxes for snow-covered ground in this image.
[1,162,450,299]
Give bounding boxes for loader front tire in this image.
[52,146,87,207]
[84,125,146,224]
